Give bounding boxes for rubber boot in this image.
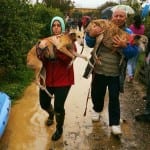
[51,112,65,141]
[46,105,54,126]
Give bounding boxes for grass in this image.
[0,68,34,105]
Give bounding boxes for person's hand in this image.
[112,35,127,48]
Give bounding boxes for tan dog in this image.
[27,33,87,90]
[86,19,148,57]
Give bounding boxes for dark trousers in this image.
[91,74,120,126]
[39,86,71,114]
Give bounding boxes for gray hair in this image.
[112,9,127,18]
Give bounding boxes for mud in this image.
[0,40,150,150]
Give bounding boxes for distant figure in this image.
[127,14,145,82]
[129,15,145,35]
[82,16,91,30]
[65,15,69,23]
[78,18,82,31]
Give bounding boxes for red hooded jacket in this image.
[43,43,77,87]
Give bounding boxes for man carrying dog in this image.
[84,9,139,135]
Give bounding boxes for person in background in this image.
[78,18,82,31]
[82,16,91,30]
[84,9,138,135]
[39,16,76,141]
[135,33,150,122]
[127,14,145,82]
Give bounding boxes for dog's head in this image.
[85,19,108,37]
[69,29,84,46]
[36,38,55,60]
[133,35,148,52]
[76,31,84,46]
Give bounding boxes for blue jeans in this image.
[127,54,139,77]
[91,74,120,126]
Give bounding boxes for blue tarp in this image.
[0,92,11,138]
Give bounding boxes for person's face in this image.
[111,10,126,27]
[52,20,62,35]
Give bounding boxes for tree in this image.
[42,0,74,14]
[0,0,63,81]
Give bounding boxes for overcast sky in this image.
[74,0,120,8]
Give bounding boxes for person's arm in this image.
[85,33,96,48]
[122,44,139,59]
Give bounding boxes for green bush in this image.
[0,0,63,102]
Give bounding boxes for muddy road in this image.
[0,43,150,150]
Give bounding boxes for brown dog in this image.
[27,33,87,89]
[86,19,148,57]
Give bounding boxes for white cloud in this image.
[73,0,120,8]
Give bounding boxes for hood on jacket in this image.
[50,16,65,34]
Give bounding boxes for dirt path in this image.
[0,43,150,150]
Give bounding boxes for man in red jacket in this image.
[39,16,76,141]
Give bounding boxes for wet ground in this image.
[0,41,150,150]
